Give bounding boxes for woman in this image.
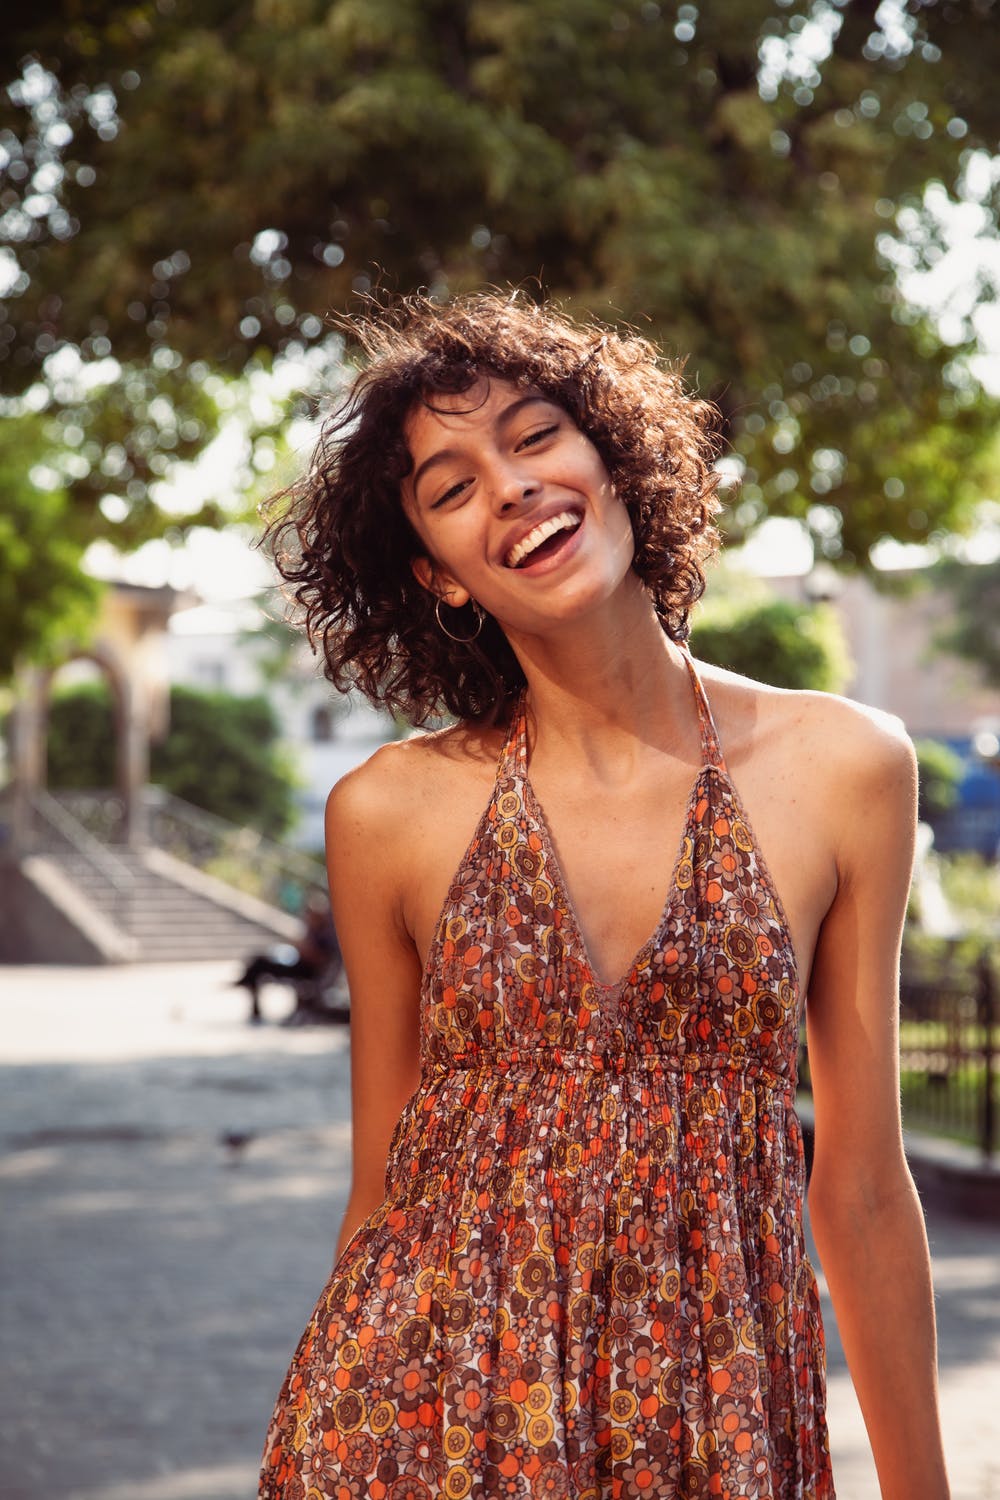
[259,293,948,1499]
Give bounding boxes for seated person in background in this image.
[234,891,343,1023]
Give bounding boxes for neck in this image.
[503,578,699,775]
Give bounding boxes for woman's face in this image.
[401,376,636,637]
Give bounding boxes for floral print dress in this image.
[260,651,833,1500]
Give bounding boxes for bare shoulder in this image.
[775,687,913,791]
[325,719,506,845]
[693,656,915,790]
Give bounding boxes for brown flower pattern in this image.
[260,651,833,1499]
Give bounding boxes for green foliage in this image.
[931,555,1000,687]
[905,853,1000,975]
[691,587,852,692]
[45,679,115,786]
[153,685,299,836]
[45,681,300,836]
[2,1,1000,562]
[0,352,291,682]
[0,411,102,681]
[938,852,1000,936]
[913,736,964,823]
[36,357,230,551]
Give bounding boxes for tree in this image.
[931,554,1000,687]
[45,680,300,836]
[0,409,101,681]
[151,685,300,835]
[43,679,115,787]
[691,590,852,691]
[912,736,963,823]
[2,0,999,564]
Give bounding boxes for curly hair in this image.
[263,291,722,726]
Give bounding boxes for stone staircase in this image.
[49,846,292,962]
[6,787,316,964]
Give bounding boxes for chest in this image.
[524,769,700,987]
[408,741,831,996]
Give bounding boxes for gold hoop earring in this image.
[435,597,485,643]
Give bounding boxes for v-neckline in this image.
[514,648,722,994]
[521,767,710,994]
[417,654,802,1003]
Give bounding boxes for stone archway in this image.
[8,581,187,852]
[42,646,138,835]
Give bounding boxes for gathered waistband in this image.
[421,1047,794,1086]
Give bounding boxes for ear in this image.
[411,555,471,609]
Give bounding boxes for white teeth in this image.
[505,511,582,569]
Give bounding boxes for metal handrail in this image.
[143,788,324,874]
[26,787,132,930]
[142,787,325,914]
[47,788,128,845]
[46,785,326,917]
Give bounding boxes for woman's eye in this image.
[518,424,559,450]
[431,478,470,509]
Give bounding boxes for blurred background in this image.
[1,2,998,1497]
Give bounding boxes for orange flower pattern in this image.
[260,652,833,1499]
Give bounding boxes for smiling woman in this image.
[258,291,949,1500]
[264,292,721,724]
[402,378,641,658]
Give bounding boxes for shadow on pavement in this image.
[0,1012,353,1500]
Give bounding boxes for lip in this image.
[507,511,586,577]
[500,504,585,570]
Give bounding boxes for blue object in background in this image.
[931,737,1000,857]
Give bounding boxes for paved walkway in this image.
[1,963,997,1500]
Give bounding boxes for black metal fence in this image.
[798,952,997,1162]
[897,953,996,1161]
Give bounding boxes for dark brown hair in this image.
[264,291,721,725]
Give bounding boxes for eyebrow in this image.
[410,394,555,498]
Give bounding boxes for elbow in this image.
[808,1148,921,1238]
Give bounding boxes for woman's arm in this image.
[805,708,949,1499]
[324,747,425,1264]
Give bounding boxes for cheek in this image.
[605,481,634,535]
[609,491,638,566]
[587,449,620,513]
[410,518,484,593]
[400,495,455,575]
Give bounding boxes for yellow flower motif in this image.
[609,1388,638,1422]
[526,1381,552,1414]
[526,1412,555,1446]
[731,819,754,851]
[338,1338,360,1369]
[610,1428,634,1461]
[659,1266,681,1302]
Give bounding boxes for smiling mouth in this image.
[505,510,583,569]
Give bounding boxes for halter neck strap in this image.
[495,647,728,784]
[679,645,728,772]
[496,689,529,783]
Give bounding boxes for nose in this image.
[490,457,541,514]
